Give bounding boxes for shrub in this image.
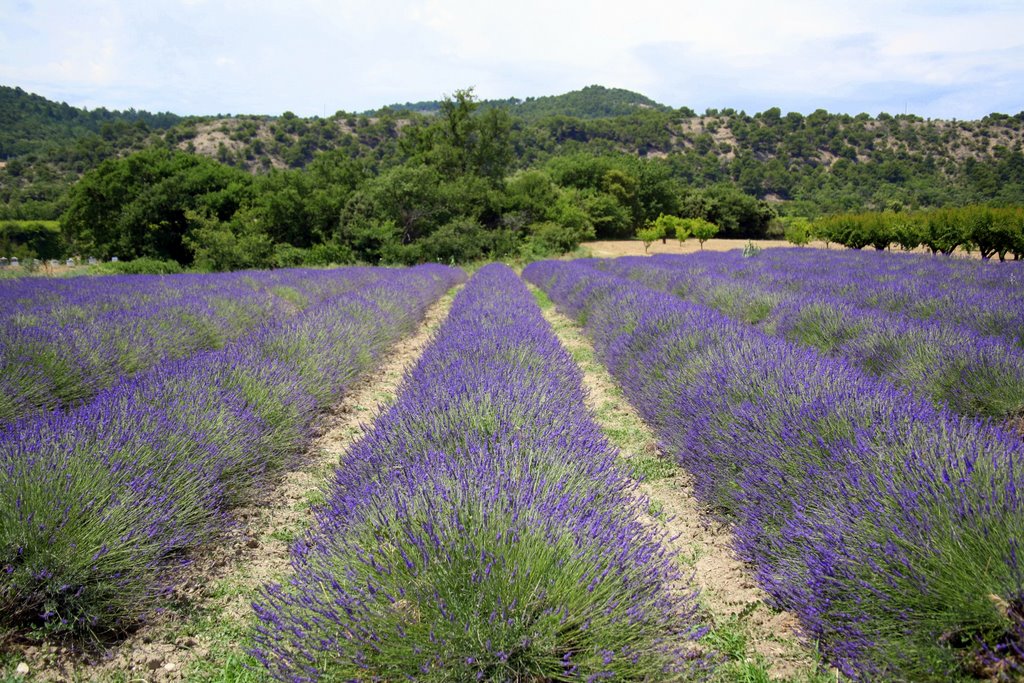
[781,217,812,246]
[95,257,185,275]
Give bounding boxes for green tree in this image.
[781,217,812,246]
[183,208,274,271]
[403,87,514,184]
[61,148,251,263]
[0,221,63,259]
[675,222,691,246]
[637,226,660,253]
[965,206,1020,260]
[650,213,685,245]
[685,217,719,249]
[504,170,559,225]
[891,215,924,251]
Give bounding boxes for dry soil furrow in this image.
[17,289,457,683]
[534,287,833,682]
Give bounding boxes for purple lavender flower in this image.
[525,257,1024,680]
[0,265,463,638]
[251,264,713,681]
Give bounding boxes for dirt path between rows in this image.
[12,290,456,682]
[535,288,833,682]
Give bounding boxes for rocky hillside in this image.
[2,84,1023,220]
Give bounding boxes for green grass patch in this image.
[268,285,308,310]
[531,287,554,310]
[268,528,296,544]
[628,455,678,482]
[183,582,268,683]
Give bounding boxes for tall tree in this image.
[61,148,251,262]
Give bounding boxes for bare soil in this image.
[580,238,828,258]
[580,239,987,260]
[4,292,456,682]
[537,292,832,681]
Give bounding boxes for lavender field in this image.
[1,251,1022,682]
[1,265,463,641]
[526,249,1024,681]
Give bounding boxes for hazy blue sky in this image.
[2,0,1023,119]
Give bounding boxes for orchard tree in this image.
[637,226,660,253]
[650,213,685,245]
[781,217,812,246]
[675,222,691,246]
[685,217,720,250]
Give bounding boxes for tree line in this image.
[782,206,1024,259]
[55,91,776,269]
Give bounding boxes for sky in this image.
[1,0,1023,120]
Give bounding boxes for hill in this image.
[374,85,671,120]
[514,85,672,119]
[0,85,184,218]
[3,84,1024,223]
[0,85,181,159]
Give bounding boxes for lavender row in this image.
[252,264,711,681]
[524,259,1024,680]
[0,264,463,639]
[651,248,1024,349]
[597,254,1024,423]
[0,267,389,426]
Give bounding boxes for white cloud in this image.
[0,0,1021,117]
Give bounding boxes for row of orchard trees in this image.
[789,206,1024,260]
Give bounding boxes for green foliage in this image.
[307,241,356,266]
[11,84,1024,269]
[61,148,253,263]
[781,217,812,246]
[0,85,178,160]
[675,223,691,245]
[184,209,274,272]
[272,243,312,268]
[88,257,185,275]
[0,220,62,259]
[814,206,1024,259]
[966,206,1022,260]
[683,217,720,249]
[416,217,488,264]
[524,220,589,257]
[515,85,672,119]
[651,213,686,244]
[504,169,558,225]
[247,151,367,248]
[891,216,925,251]
[680,185,776,239]
[637,227,660,253]
[375,85,671,121]
[401,88,513,184]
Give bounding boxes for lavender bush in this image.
[0,267,388,425]
[599,253,1024,423]
[252,264,712,682]
[651,248,1024,349]
[525,259,1024,680]
[0,264,463,639]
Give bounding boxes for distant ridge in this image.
[3,82,1024,221]
[0,85,181,159]
[370,85,673,120]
